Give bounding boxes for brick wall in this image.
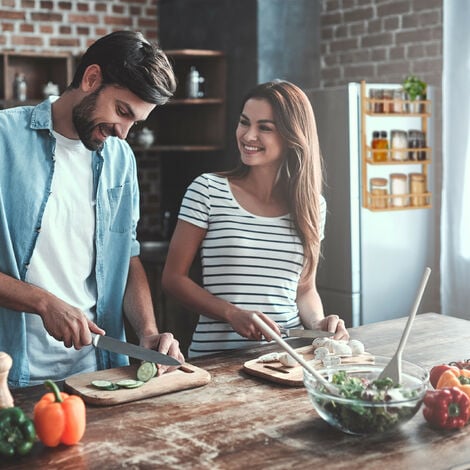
[319,0,443,312]
[0,0,162,238]
[320,0,442,89]
[0,0,158,52]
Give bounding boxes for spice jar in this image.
[410,173,427,206]
[383,89,393,113]
[392,89,404,113]
[372,131,388,162]
[390,130,408,161]
[370,177,388,209]
[390,173,408,207]
[418,131,427,161]
[408,130,420,160]
[369,89,383,113]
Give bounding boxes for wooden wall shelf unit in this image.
[0,51,73,107]
[360,80,432,212]
[131,49,226,152]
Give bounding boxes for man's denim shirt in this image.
[0,99,141,387]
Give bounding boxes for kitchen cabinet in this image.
[131,49,226,152]
[360,80,432,211]
[0,51,72,107]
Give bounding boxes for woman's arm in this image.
[296,265,349,340]
[162,219,280,340]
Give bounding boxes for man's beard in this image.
[72,89,111,151]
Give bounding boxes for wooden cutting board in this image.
[64,362,211,406]
[242,345,374,386]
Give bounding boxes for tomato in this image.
[429,364,460,388]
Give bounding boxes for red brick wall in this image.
[0,0,158,52]
[0,0,162,239]
[320,0,442,89]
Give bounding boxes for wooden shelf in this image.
[0,51,72,102]
[360,81,432,212]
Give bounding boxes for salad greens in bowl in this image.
[303,356,429,435]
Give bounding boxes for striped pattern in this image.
[178,173,326,357]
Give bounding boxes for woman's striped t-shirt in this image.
[178,173,326,358]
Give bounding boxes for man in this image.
[0,31,184,387]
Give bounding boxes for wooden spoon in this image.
[377,267,431,384]
[251,314,340,395]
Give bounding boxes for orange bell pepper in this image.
[33,380,86,447]
[436,369,470,399]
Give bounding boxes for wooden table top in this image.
[6,313,470,470]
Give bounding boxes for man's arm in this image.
[0,272,104,348]
[123,256,185,372]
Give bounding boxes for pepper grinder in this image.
[0,352,14,408]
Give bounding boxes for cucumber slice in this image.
[91,380,119,391]
[115,379,145,389]
[136,361,157,382]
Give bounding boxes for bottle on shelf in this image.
[13,73,27,101]
[186,66,205,99]
[372,131,388,162]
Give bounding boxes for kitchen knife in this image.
[92,334,181,366]
[279,328,334,339]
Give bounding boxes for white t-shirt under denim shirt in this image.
[178,173,326,358]
[25,131,98,384]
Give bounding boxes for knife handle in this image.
[91,334,100,347]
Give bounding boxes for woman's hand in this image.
[315,314,349,340]
[227,309,281,341]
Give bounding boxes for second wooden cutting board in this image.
[65,362,211,405]
[242,345,374,386]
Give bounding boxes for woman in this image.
[162,80,349,358]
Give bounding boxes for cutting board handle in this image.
[0,352,14,408]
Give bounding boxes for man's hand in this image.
[39,296,105,349]
[139,332,185,376]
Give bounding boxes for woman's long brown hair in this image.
[221,80,324,280]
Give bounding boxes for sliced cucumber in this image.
[136,361,157,382]
[91,380,119,391]
[115,379,145,389]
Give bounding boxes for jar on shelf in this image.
[372,131,388,162]
[390,130,408,161]
[409,173,427,206]
[408,130,427,161]
[390,173,408,207]
[418,131,427,161]
[392,89,404,113]
[369,88,383,113]
[370,177,388,209]
[383,89,393,113]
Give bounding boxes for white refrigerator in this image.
[307,83,435,327]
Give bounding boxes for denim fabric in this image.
[0,99,141,387]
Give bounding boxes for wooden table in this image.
[5,313,470,470]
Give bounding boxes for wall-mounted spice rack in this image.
[360,80,432,211]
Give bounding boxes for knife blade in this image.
[279,328,333,339]
[92,335,181,366]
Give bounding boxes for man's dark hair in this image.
[70,30,176,105]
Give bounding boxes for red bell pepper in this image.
[423,387,470,429]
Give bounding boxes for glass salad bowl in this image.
[303,355,429,435]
